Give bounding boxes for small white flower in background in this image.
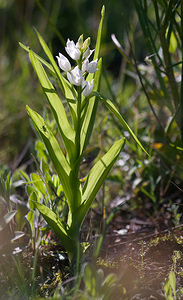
[65,39,81,60]
[111,33,122,49]
[82,79,94,97]
[56,35,98,96]
[67,66,84,86]
[56,53,71,72]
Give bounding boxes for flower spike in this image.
[56,35,98,95]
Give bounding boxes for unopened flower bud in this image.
[83,37,90,51]
[77,34,83,49]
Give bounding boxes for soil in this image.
[1,219,183,299]
[97,225,183,299]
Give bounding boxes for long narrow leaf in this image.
[80,58,102,155]
[94,92,149,156]
[35,29,76,101]
[34,30,77,123]
[94,5,105,61]
[19,42,55,74]
[30,201,73,253]
[81,5,104,94]
[75,138,125,228]
[26,106,80,212]
[20,41,77,129]
[29,50,77,162]
[79,6,105,154]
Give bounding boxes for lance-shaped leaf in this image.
[81,5,104,97]
[19,42,55,74]
[94,5,105,61]
[95,92,149,156]
[29,50,76,163]
[19,41,77,116]
[34,29,75,99]
[34,30,77,126]
[26,106,81,212]
[74,138,125,229]
[26,191,38,238]
[79,6,105,155]
[30,201,73,253]
[80,58,102,155]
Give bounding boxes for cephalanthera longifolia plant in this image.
[19,6,147,268]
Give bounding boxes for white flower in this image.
[56,53,71,72]
[65,39,81,60]
[82,79,94,97]
[82,59,98,73]
[67,66,84,86]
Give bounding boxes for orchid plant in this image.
[19,6,147,270]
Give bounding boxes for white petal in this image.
[65,39,81,60]
[82,79,94,97]
[83,48,95,59]
[82,58,89,73]
[56,53,71,72]
[86,59,98,73]
[67,72,75,85]
[67,66,84,86]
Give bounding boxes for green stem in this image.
[75,86,82,162]
[70,235,81,275]
[68,86,83,214]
